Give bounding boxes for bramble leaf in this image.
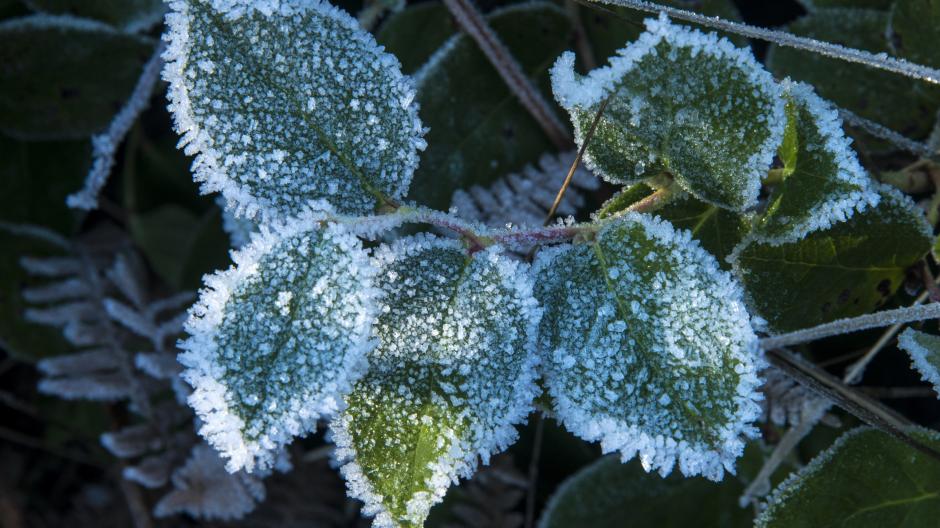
[23,0,166,32]
[753,81,880,244]
[532,213,763,481]
[408,2,572,210]
[179,213,378,473]
[889,0,940,69]
[163,0,426,222]
[0,15,154,140]
[731,186,933,332]
[757,427,940,527]
[376,1,454,74]
[551,15,785,211]
[331,235,541,528]
[898,328,940,398]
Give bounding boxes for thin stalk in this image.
[566,0,597,71]
[442,0,573,149]
[838,108,934,158]
[583,0,940,85]
[524,414,545,528]
[543,97,611,225]
[759,303,940,350]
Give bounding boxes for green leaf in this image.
[408,2,573,210]
[163,0,426,221]
[0,137,89,362]
[730,186,933,333]
[753,81,880,244]
[178,218,378,473]
[552,16,785,211]
[890,0,940,69]
[376,2,454,74]
[757,427,940,527]
[129,204,230,291]
[0,14,154,140]
[799,0,893,9]
[331,235,541,527]
[539,454,754,528]
[596,185,748,269]
[766,8,940,151]
[898,328,940,398]
[532,213,762,481]
[22,0,165,32]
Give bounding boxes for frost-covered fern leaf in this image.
[898,328,940,398]
[154,443,266,520]
[443,454,526,528]
[163,0,427,222]
[759,366,822,427]
[550,15,785,211]
[532,213,763,481]
[331,234,541,528]
[450,151,599,228]
[752,80,879,244]
[179,213,378,473]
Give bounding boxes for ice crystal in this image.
[178,212,378,473]
[162,0,426,222]
[532,213,763,481]
[550,14,785,211]
[450,151,600,228]
[898,328,940,398]
[331,234,541,527]
[753,80,880,244]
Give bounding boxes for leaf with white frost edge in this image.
[178,208,378,473]
[898,328,940,398]
[550,14,785,212]
[532,213,763,481]
[162,0,426,222]
[752,80,879,244]
[331,234,541,528]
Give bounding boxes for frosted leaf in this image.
[450,151,600,228]
[331,234,541,528]
[532,213,763,481]
[217,195,257,249]
[154,443,266,520]
[550,15,784,211]
[753,80,880,244]
[898,328,940,398]
[163,0,426,222]
[101,423,163,458]
[124,453,174,488]
[178,213,379,473]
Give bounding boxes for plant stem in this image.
[442,0,573,149]
[759,302,940,350]
[523,414,545,528]
[838,108,934,158]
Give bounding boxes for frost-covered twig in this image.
[586,0,940,85]
[442,0,572,148]
[66,42,165,211]
[759,303,940,350]
[838,108,934,158]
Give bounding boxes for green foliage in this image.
[331,236,540,527]
[757,428,940,527]
[766,8,940,149]
[731,187,933,332]
[22,0,165,31]
[898,328,940,397]
[532,213,762,481]
[552,16,785,211]
[408,3,572,210]
[376,2,453,73]
[889,0,940,68]
[0,15,154,140]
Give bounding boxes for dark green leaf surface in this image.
[0,15,153,140]
[376,2,454,74]
[757,427,940,528]
[890,0,940,68]
[22,0,165,31]
[408,3,572,210]
[731,187,933,332]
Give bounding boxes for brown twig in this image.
[523,414,545,528]
[442,0,572,149]
[543,97,611,225]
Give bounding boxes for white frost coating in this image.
[451,151,600,228]
[898,328,940,398]
[550,14,785,211]
[217,195,257,249]
[162,0,427,222]
[331,234,542,527]
[533,212,764,481]
[66,41,163,210]
[592,0,940,85]
[752,80,881,245]
[178,208,379,473]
